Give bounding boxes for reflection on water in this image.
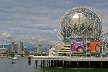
[40,67,108,72]
[0,58,108,72]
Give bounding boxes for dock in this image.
[32,56,108,68]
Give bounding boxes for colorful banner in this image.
[90,42,100,52]
[72,42,84,52]
[105,42,108,52]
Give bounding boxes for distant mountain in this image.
[2,44,18,51]
[26,46,47,52]
[3,44,12,49]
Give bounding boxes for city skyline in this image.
[0,0,108,46]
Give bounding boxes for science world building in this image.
[49,6,108,57]
[60,6,102,41]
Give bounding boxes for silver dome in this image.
[60,7,102,39]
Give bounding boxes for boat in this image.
[11,57,19,60]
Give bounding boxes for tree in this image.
[10,52,14,57]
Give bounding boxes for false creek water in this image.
[0,58,108,72]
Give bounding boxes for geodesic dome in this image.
[60,7,102,40]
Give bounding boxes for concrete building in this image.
[0,48,8,54]
[0,48,9,57]
[23,47,27,53]
[49,7,105,57]
[49,47,55,56]
[18,41,23,53]
[47,44,52,55]
[11,42,16,52]
[49,42,71,56]
[37,44,42,54]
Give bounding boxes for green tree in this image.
[10,52,14,57]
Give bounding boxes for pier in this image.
[32,56,108,68]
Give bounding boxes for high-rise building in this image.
[37,44,42,54]
[11,42,16,52]
[47,44,52,54]
[18,41,23,53]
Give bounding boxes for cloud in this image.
[51,29,58,34]
[102,16,108,22]
[0,32,13,39]
[0,0,108,47]
[0,31,61,47]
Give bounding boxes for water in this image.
[0,58,108,72]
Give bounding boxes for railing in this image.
[32,56,108,60]
[33,56,69,59]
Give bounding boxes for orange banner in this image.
[90,42,100,52]
[106,42,108,52]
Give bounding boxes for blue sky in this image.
[0,0,108,46]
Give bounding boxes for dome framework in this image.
[60,7,102,41]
